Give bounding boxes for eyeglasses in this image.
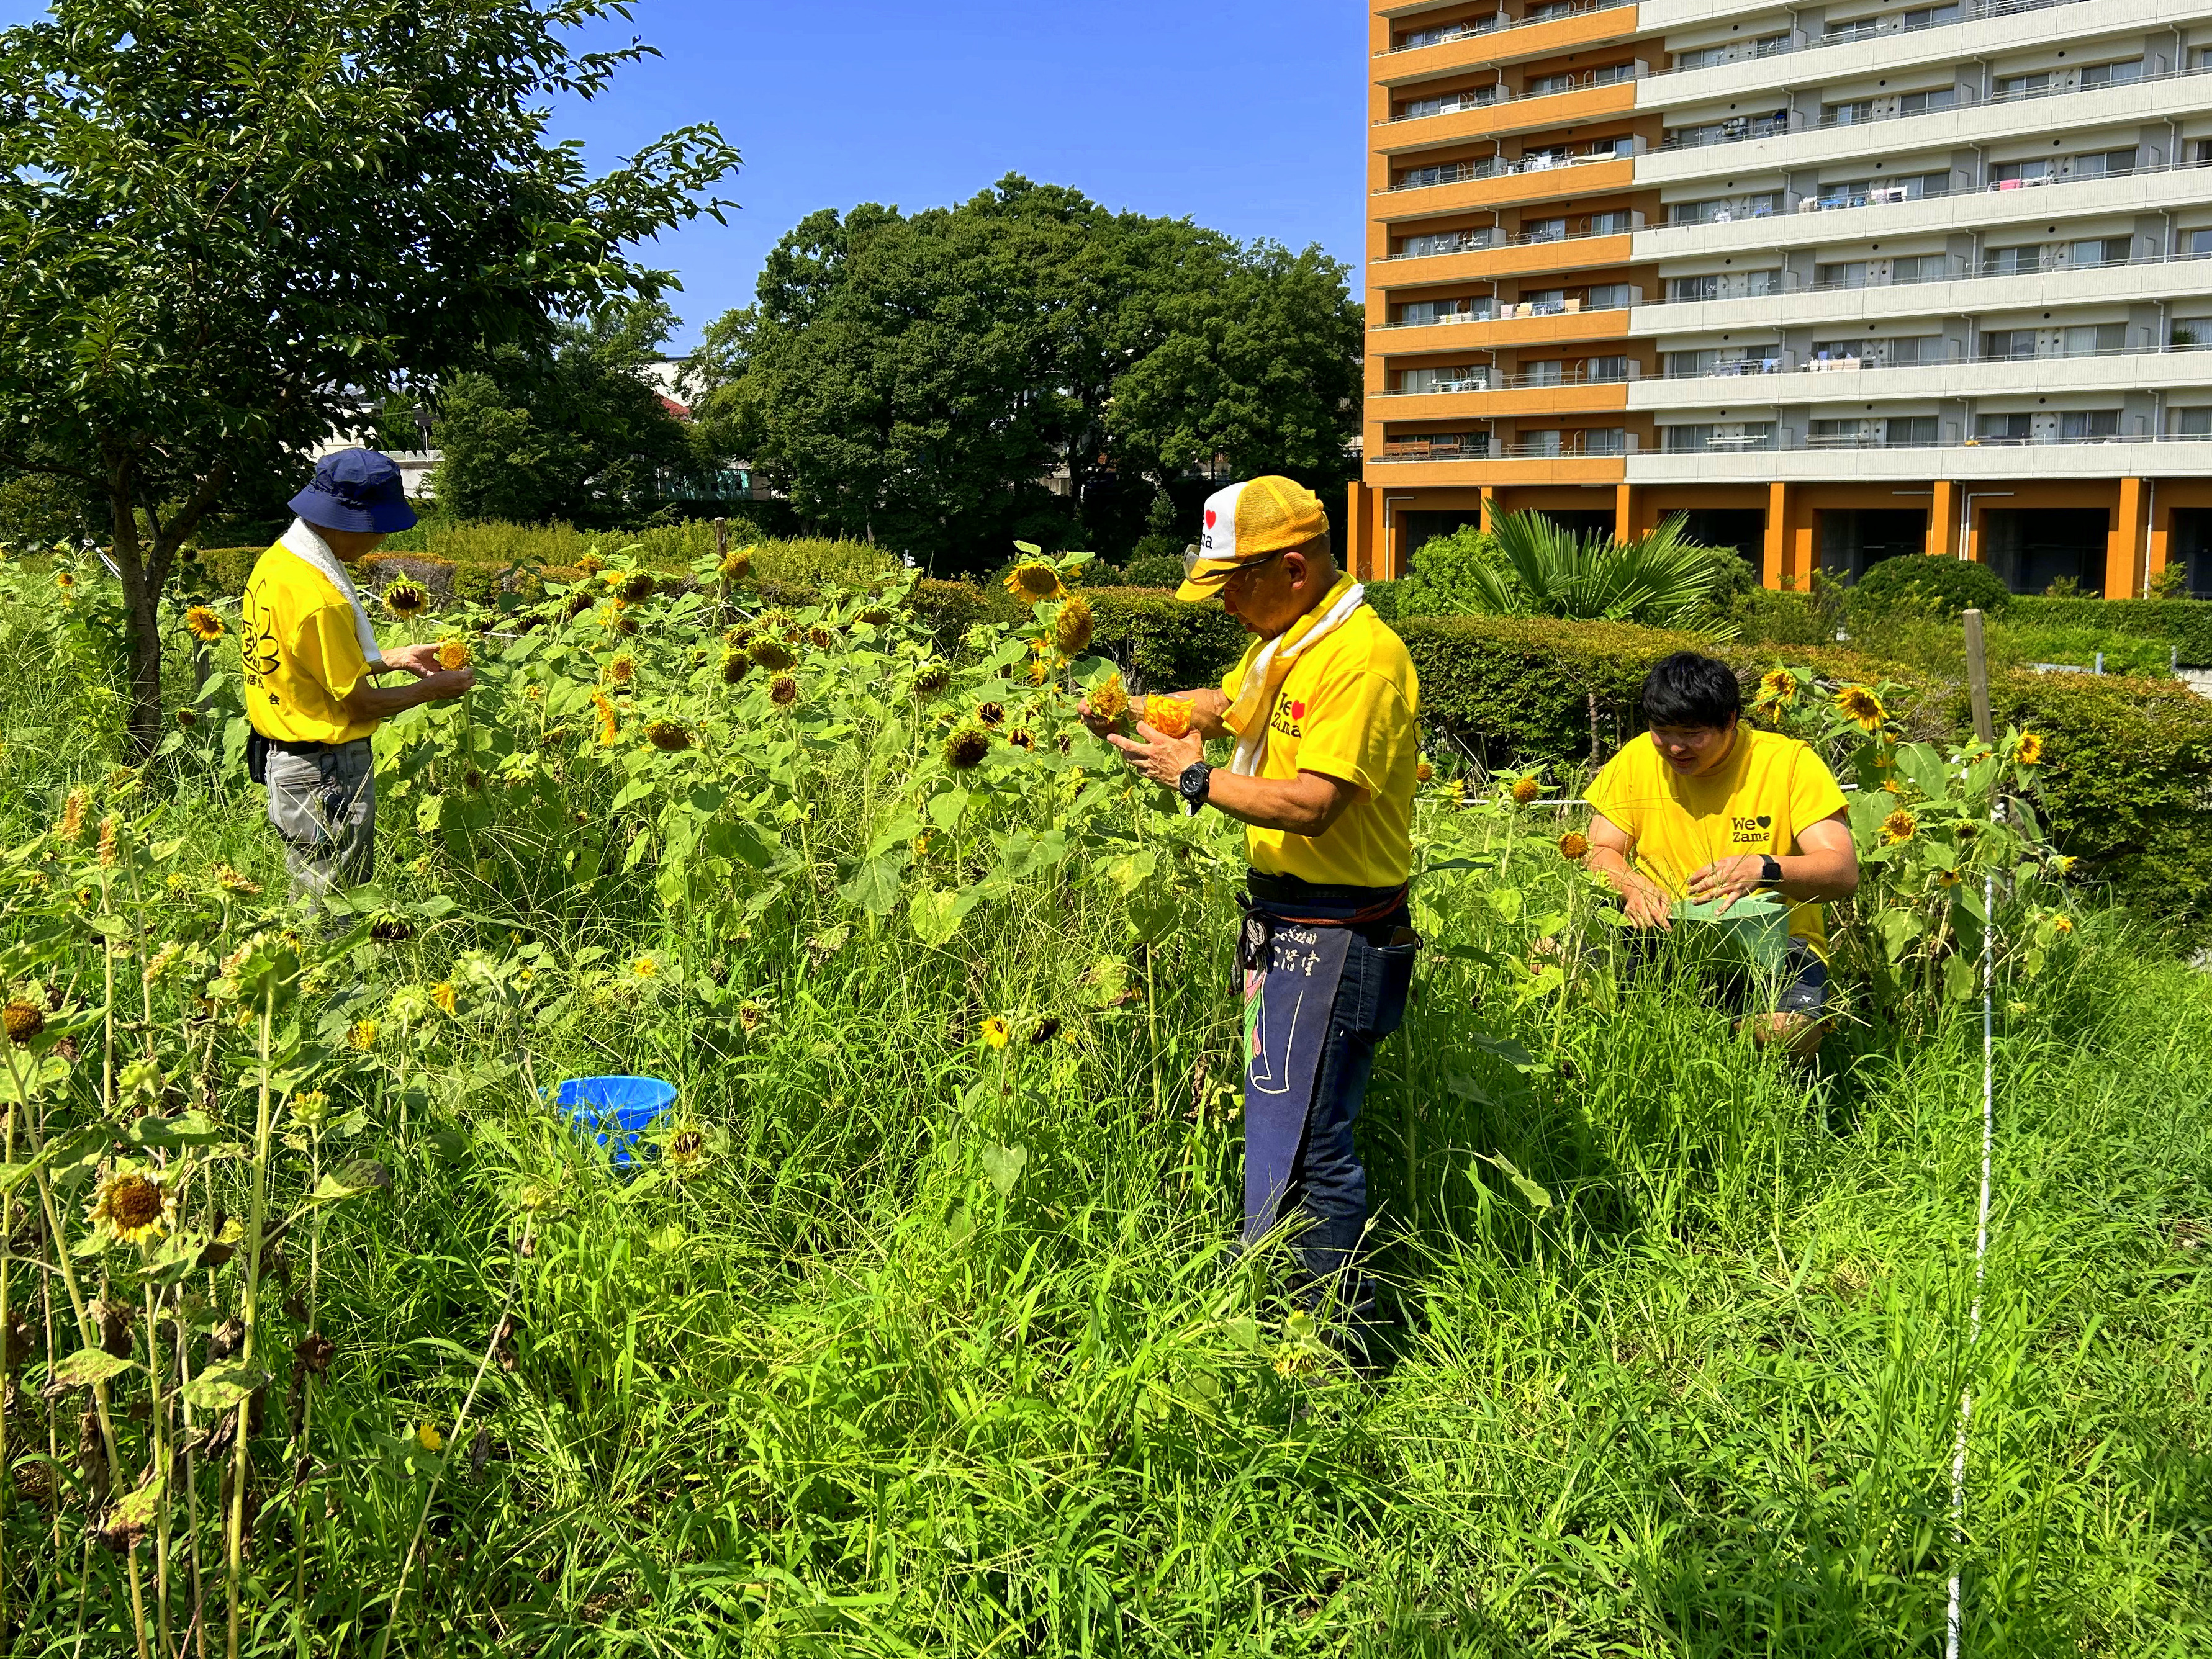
[1185,546,1289,589]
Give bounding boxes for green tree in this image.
[430,301,697,528]
[688,178,1363,574]
[0,0,738,753]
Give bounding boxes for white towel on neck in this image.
[278,518,383,667]
[1226,579,1368,777]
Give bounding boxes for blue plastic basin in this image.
[553,1076,677,1170]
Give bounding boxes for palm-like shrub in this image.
[1448,510,1736,635]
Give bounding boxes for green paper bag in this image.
[1670,892,1793,979]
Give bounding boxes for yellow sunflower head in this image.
[605,654,636,686]
[1757,668,1797,705]
[1511,776,1542,806]
[184,606,224,642]
[718,548,753,583]
[592,690,620,746]
[1938,868,1962,888]
[1416,759,1434,785]
[632,953,659,979]
[2051,914,2074,935]
[1559,830,1590,860]
[576,552,607,575]
[2015,732,2045,767]
[430,980,457,1015]
[1879,807,1918,846]
[1088,673,1129,726]
[415,1423,444,1454]
[89,1167,173,1246]
[1054,595,1095,657]
[1834,685,1885,731]
[981,1016,1011,1050]
[1004,560,1064,603]
[348,1018,380,1052]
[436,637,471,672]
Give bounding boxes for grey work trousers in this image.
[264,739,376,901]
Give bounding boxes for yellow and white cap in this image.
[1175,476,1330,602]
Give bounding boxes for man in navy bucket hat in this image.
[238,449,474,901]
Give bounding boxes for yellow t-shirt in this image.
[1586,725,1848,948]
[1216,605,1420,889]
[239,545,379,745]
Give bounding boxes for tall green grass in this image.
[2,569,2208,1657]
[371,518,896,587]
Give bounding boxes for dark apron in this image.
[1237,872,1410,1243]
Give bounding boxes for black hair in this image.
[1641,652,1741,729]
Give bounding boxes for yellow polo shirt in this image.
[1586,725,1848,949]
[1217,606,1420,889]
[240,545,380,745]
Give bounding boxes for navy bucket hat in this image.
[289,449,418,534]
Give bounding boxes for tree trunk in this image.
[109,474,166,762]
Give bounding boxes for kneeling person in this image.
[1583,652,1859,1054]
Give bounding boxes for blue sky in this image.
[1,0,1367,353]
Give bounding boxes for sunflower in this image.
[436,637,471,672]
[592,691,620,746]
[808,624,837,652]
[1004,560,1064,603]
[605,654,636,686]
[915,659,950,696]
[617,572,656,604]
[633,953,659,979]
[89,1168,174,1246]
[3,1000,44,1045]
[738,1000,767,1035]
[212,864,261,897]
[58,789,86,838]
[2015,732,2045,767]
[1559,831,1590,860]
[667,1126,706,1174]
[718,549,753,583]
[944,727,991,770]
[430,981,457,1015]
[1008,727,1036,751]
[720,647,751,685]
[769,675,800,707]
[855,604,893,627]
[2051,914,2074,935]
[1833,685,1885,732]
[143,941,186,984]
[750,637,796,672]
[1879,807,1918,846]
[183,606,224,643]
[977,701,1006,728]
[1417,759,1434,785]
[348,1018,381,1052]
[1938,868,1962,888]
[383,579,430,618]
[55,570,76,591]
[1756,668,1798,706]
[1088,673,1129,726]
[415,1424,444,1454]
[174,708,198,728]
[645,719,693,752]
[1511,777,1542,806]
[981,1016,1011,1050]
[562,591,596,621]
[369,917,415,943]
[2051,853,2077,876]
[1145,698,1194,740]
[1054,595,1095,656]
[576,552,607,575]
[97,817,117,868]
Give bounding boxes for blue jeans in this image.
[1249,896,1416,1316]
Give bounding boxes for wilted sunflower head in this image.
[750,637,796,672]
[1879,807,1918,846]
[738,1000,767,1035]
[1559,831,1590,860]
[1833,685,1885,731]
[977,700,1006,728]
[617,572,656,604]
[808,624,837,652]
[645,719,693,752]
[667,1126,706,1173]
[855,604,893,627]
[1054,595,1095,656]
[183,606,224,642]
[2015,732,2045,767]
[436,637,471,671]
[914,659,950,696]
[576,552,607,576]
[1088,673,1129,725]
[1417,759,1434,784]
[3,999,45,1045]
[1510,776,1542,806]
[719,647,751,685]
[562,591,595,621]
[212,863,261,897]
[605,654,636,686]
[769,675,800,707]
[1004,560,1063,603]
[89,1167,172,1245]
[718,549,753,583]
[944,726,991,770]
[58,788,87,838]
[1008,727,1036,751]
[369,915,415,943]
[383,579,430,618]
[174,708,198,728]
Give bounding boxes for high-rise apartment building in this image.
[1350,0,2212,596]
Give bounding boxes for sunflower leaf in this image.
[50,1348,135,1390]
[183,1360,269,1413]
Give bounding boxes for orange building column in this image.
[2108,477,2149,598]
[1927,480,1961,559]
[1479,486,1497,533]
[1345,481,1377,582]
[1762,482,1789,590]
[1614,484,1636,543]
[2147,488,2174,590]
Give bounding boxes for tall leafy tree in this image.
[0,0,738,753]
[431,300,697,527]
[688,177,1362,573]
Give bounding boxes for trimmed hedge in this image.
[911,581,1248,690]
[2007,595,2212,669]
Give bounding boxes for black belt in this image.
[245,731,362,785]
[1242,870,1412,950]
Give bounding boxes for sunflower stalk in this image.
[223,987,277,1659]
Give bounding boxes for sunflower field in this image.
[0,537,2208,1658]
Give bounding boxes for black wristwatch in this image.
[1178,760,1212,816]
[1756,855,1783,888]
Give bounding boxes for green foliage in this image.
[0,469,93,548]
[1396,523,1496,618]
[1117,487,1191,587]
[687,176,1362,572]
[1451,511,1738,634]
[1850,554,2012,617]
[428,302,700,528]
[2007,594,2212,668]
[0,0,738,753]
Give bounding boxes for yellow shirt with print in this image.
[239,545,380,746]
[1216,606,1420,889]
[1585,724,1849,950]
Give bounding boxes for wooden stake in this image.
[1963,608,1995,744]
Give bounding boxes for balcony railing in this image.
[1640,0,2093,83]
[1639,246,2212,312]
[1660,114,1792,153]
[1370,434,1640,462]
[1654,340,2212,384]
[1383,146,1633,193]
[1376,216,1640,267]
[1379,0,1636,57]
[1383,63,1638,124]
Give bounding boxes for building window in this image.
[1982,246,2043,276]
[1976,413,2032,443]
[1522,360,1565,387]
[1397,228,1495,259]
[1980,329,2036,360]
[1582,428,1628,456]
[1901,4,1960,29]
[2072,148,2139,180]
[2059,410,2120,441]
[1990,159,2052,187]
[1587,355,1632,382]
[2080,58,2144,88]
[1396,365,1490,394]
[1886,416,1939,446]
[1589,209,1636,235]
[1396,297,1491,326]
[2173,408,2212,437]
[1898,87,1957,115]
[1993,71,2052,101]
[2192,230,2212,258]
[2069,238,2131,269]
[1586,282,1638,310]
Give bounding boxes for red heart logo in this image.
[1204,508,1217,529]
[1291,701,1307,721]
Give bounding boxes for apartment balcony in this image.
[1370,445,1633,485]
[1630,346,2212,411]
[1375,378,1635,420]
[1625,433,2212,483]
[1634,0,2172,108]
[1376,76,1638,151]
[1636,160,2212,262]
[1640,66,2212,187]
[1375,0,1645,84]
[1374,154,1636,221]
[1375,228,1635,287]
[1628,250,2212,335]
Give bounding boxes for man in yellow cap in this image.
[1094,475,1420,1341]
